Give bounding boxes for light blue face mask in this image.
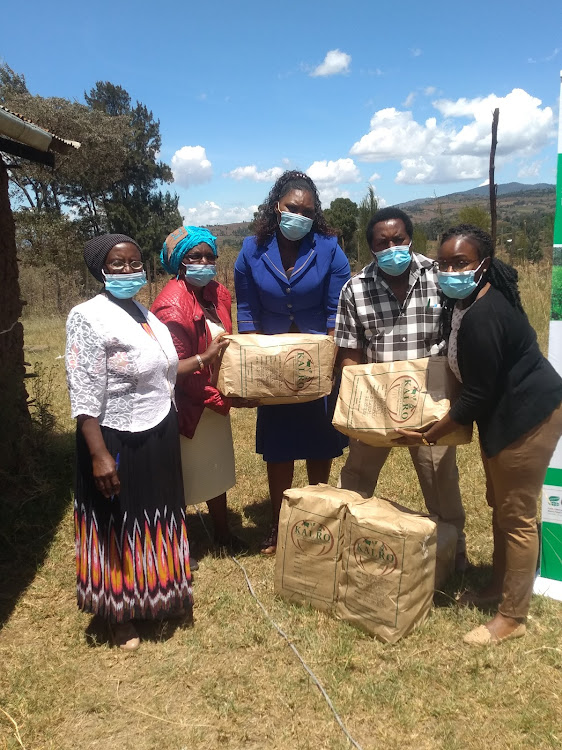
[278,208,314,242]
[183,264,217,287]
[103,270,147,299]
[437,260,485,299]
[373,244,412,276]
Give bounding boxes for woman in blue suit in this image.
[234,171,350,554]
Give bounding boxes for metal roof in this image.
[0,104,81,154]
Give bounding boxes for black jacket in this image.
[449,286,562,457]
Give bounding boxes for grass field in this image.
[1,261,561,750]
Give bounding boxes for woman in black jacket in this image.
[396,225,562,645]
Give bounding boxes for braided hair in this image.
[252,170,336,245]
[438,224,523,339]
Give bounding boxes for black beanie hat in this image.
[83,234,141,282]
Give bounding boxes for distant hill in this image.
[397,182,555,225]
[204,183,556,241]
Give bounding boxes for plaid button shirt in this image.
[334,253,444,363]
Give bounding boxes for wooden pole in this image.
[489,108,499,249]
[0,155,31,473]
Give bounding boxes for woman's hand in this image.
[92,450,120,498]
[201,333,230,366]
[77,415,120,499]
[392,428,427,446]
[230,397,259,408]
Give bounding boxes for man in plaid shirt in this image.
[334,207,467,570]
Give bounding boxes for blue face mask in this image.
[278,208,314,242]
[437,260,485,299]
[374,244,412,276]
[103,270,147,299]
[183,264,217,287]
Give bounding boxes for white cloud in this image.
[403,92,416,108]
[306,157,361,186]
[226,165,284,182]
[411,48,422,57]
[350,88,554,185]
[433,89,553,157]
[350,108,438,162]
[305,157,360,207]
[310,49,351,77]
[318,187,351,205]
[424,86,436,96]
[517,160,542,179]
[171,146,212,187]
[369,172,381,182]
[180,201,258,225]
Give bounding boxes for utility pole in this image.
[489,108,499,249]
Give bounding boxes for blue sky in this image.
[2,0,562,224]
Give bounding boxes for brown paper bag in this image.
[275,487,455,642]
[217,333,336,404]
[274,484,364,612]
[337,496,437,643]
[333,357,472,446]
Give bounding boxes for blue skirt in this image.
[256,381,348,462]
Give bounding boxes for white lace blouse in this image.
[65,294,179,432]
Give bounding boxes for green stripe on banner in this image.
[555,153,562,246]
[545,467,562,486]
[541,522,562,581]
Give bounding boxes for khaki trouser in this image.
[481,403,562,620]
[338,440,466,554]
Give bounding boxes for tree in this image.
[324,197,358,260]
[457,204,490,231]
[0,64,28,100]
[0,64,130,228]
[356,185,378,267]
[412,226,428,256]
[85,81,181,256]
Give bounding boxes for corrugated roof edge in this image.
[0,104,81,154]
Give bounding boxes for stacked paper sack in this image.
[274,484,457,644]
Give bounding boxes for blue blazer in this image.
[234,233,350,335]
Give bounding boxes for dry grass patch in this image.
[1,265,562,750]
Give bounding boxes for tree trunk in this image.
[0,155,31,474]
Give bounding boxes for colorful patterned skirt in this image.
[74,407,193,623]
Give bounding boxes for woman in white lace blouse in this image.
[66,234,227,650]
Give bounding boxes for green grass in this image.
[1,262,561,750]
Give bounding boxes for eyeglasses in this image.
[183,253,216,264]
[106,260,144,272]
[436,259,478,273]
